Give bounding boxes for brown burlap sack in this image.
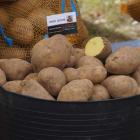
[0,0,88,60]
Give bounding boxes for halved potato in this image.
[85,37,112,61]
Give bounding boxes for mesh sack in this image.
[0,0,55,60]
[0,0,16,2]
[54,0,89,46]
[0,34,31,59]
[127,0,140,22]
[74,40,86,49]
[0,0,88,60]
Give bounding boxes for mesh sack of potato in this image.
[0,0,88,60]
[74,40,86,49]
[0,0,55,60]
[0,0,16,2]
[54,0,89,46]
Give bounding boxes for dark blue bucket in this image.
[0,84,140,140]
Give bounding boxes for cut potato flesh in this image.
[85,37,104,56]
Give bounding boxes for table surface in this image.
[111,40,140,51]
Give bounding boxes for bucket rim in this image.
[0,84,139,104]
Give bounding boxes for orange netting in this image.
[0,0,88,60]
[54,0,88,47]
[0,0,16,2]
[121,3,129,14]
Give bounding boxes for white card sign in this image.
[47,12,77,37]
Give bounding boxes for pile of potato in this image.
[0,34,140,102]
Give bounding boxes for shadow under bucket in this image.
[0,85,140,140]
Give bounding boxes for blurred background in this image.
[77,0,140,43]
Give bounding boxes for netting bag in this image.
[0,0,16,2]
[54,0,88,47]
[74,40,86,49]
[0,0,54,60]
[0,0,88,60]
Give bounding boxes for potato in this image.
[3,80,23,94]
[21,79,55,100]
[63,68,78,83]
[24,73,38,81]
[105,46,140,75]
[62,68,77,83]
[0,68,6,85]
[0,59,7,67]
[138,87,140,94]
[101,75,118,88]
[75,56,104,68]
[85,37,112,62]
[78,65,107,84]
[66,55,76,68]
[63,65,107,84]
[6,18,34,45]
[0,58,33,81]
[7,18,34,45]
[31,34,72,72]
[131,65,140,86]
[71,48,85,62]
[89,84,110,101]
[107,76,139,99]
[37,67,66,97]
[57,79,94,101]
[136,46,140,54]
[28,8,55,34]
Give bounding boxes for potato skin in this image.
[21,79,55,100]
[138,87,140,94]
[31,34,72,72]
[8,18,34,45]
[63,65,107,84]
[132,65,140,86]
[107,76,139,99]
[89,84,110,101]
[105,46,140,75]
[95,37,112,62]
[0,59,33,81]
[136,46,140,54]
[57,79,94,101]
[0,59,7,67]
[71,48,85,62]
[66,55,76,68]
[78,65,107,84]
[0,68,6,85]
[75,56,104,68]
[24,73,38,81]
[3,80,23,94]
[37,67,66,97]
[63,68,78,83]
[101,75,118,88]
